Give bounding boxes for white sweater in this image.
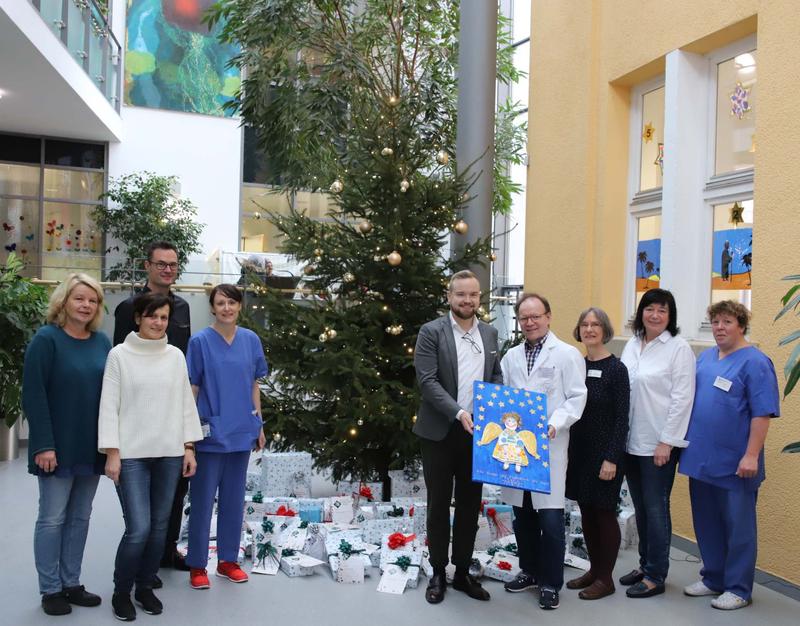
[98,332,203,458]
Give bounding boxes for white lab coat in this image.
[500,332,587,509]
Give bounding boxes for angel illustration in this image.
[477,412,540,473]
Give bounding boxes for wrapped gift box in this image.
[279,552,325,577]
[618,508,638,548]
[263,498,299,517]
[619,480,634,511]
[410,503,427,540]
[243,497,266,523]
[297,498,324,523]
[474,515,492,551]
[361,517,412,545]
[246,452,263,493]
[484,552,520,583]
[488,534,518,556]
[334,555,365,584]
[301,522,328,561]
[352,504,377,525]
[335,479,384,503]
[568,533,588,560]
[325,496,355,524]
[484,504,514,541]
[260,452,313,498]
[249,524,281,575]
[378,533,420,571]
[326,532,374,578]
[388,466,426,499]
[373,503,409,520]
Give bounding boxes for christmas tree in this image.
[209,0,521,495]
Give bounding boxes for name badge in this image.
[713,376,732,392]
[587,369,602,379]
[201,423,211,438]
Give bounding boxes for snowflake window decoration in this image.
[730,82,752,120]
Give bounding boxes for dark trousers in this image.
[512,491,565,590]
[420,421,483,571]
[161,476,189,561]
[625,450,679,585]
[578,503,621,585]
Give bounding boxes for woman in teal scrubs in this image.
[679,300,780,611]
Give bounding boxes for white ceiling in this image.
[0,6,122,143]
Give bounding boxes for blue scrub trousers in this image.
[186,451,250,569]
[689,478,758,600]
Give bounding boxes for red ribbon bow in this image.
[275,505,297,517]
[387,532,417,550]
[359,485,374,500]
[497,560,512,571]
[486,507,497,519]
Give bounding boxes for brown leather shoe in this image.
[425,572,447,604]
[566,570,596,590]
[579,579,616,600]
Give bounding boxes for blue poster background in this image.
[471,382,551,494]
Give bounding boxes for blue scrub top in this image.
[679,346,779,492]
[187,327,268,453]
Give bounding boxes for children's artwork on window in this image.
[711,201,753,307]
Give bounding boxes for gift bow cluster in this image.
[387,532,416,550]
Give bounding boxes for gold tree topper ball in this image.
[387,94,400,107]
[381,147,394,156]
[453,219,469,234]
[330,179,344,193]
[436,149,450,165]
[387,251,402,266]
[343,272,355,283]
[357,219,373,234]
[400,179,410,193]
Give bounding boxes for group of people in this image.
[23,242,268,620]
[415,270,779,612]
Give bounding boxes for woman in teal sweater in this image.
[22,273,110,617]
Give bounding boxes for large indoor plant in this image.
[775,272,800,453]
[0,252,49,427]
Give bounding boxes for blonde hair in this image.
[46,273,105,332]
[502,412,522,427]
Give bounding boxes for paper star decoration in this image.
[730,82,752,119]
[729,201,745,226]
[654,142,664,175]
[642,122,656,143]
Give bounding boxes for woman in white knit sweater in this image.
[98,292,203,622]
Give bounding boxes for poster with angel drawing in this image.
[472,382,551,494]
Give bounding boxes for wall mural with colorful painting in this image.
[124,0,240,116]
[712,229,752,290]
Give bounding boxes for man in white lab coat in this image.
[500,293,587,610]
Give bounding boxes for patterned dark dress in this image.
[565,355,630,509]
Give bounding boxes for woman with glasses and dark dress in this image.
[565,307,630,600]
[98,292,203,621]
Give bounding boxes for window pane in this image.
[715,51,756,175]
[0,134,41,164]
[242,126,281,185]
[0,163,40,197]
[711,200,752,308]
[240,186,292,252]
[43,168,104,202]
[512,0,530,40]
[640,86,665,191]
[1,198,39,275]
[511,40,529,110]
[635,214,661,309]
[41,202,102,281]
[44,139,105,169]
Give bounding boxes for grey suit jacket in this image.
[413,314,503,441]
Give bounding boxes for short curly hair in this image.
[707,300,751,333]
[46,273,104,332]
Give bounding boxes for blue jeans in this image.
[114,457,182,593]
[512,491,565,590]
[625,450,679,585]
[34,474,100,595]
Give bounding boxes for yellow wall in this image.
[526,0,800,584]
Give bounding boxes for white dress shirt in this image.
[620,331,696,456]
[449,312,485,419]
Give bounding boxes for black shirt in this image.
[113,285,191,354]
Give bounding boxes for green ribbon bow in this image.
[389,555,420,572]
[256,540,277,562]
[262,519,275,534]
[282,548,297,557]
[338,539,364,559]
[251,492,264,504]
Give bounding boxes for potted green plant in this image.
[0,253,49,460]
[775,272,800,453]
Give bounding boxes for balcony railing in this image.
[30,0,122,112]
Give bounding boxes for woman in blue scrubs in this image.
[185,284,268,589]
[679,300,779,611]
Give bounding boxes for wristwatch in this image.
[184,443,195,451]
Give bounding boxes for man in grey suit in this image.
[414,270,503,604]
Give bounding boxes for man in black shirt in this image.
[113,241,192,576]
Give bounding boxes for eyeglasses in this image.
[461,333,482,354]
[152,261,179,271]
[518,314,547,323]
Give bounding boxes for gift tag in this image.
[587,369,602,378]
[294,554,325,568]
[336,556,365,584]
[377,565,408,594]
[713,376,732,392]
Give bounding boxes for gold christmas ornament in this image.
[387,251,402,266]
[436,149,450,165]
[482,313,492,322]
[411,414,417,424]
[326,328,337,340]
[381,147,394,156]
[343,272,355,283]
[489,252,497,262]
[373,255,383,262]
[313,248,323,256]
[387,95,400,107]
[357,219,373,234]
[453,219,469,235]
[330,179,344,193]
[251,211,262,220]
[319,333,328,342]
[273,432,282,442]
[399,179,410,193]
[303,264,316,275]
[477,305,487,316]
[357,418,364,426]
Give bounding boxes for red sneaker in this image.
[216,561,249,583]
[190,568,210,589]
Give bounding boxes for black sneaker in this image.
[151,574,163,590]
[134,588,163,615]
[504,571,538,593]
[111,593,136,622]
[64,585,102,607]
[539,587,560,610]
[41,592,72,616]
